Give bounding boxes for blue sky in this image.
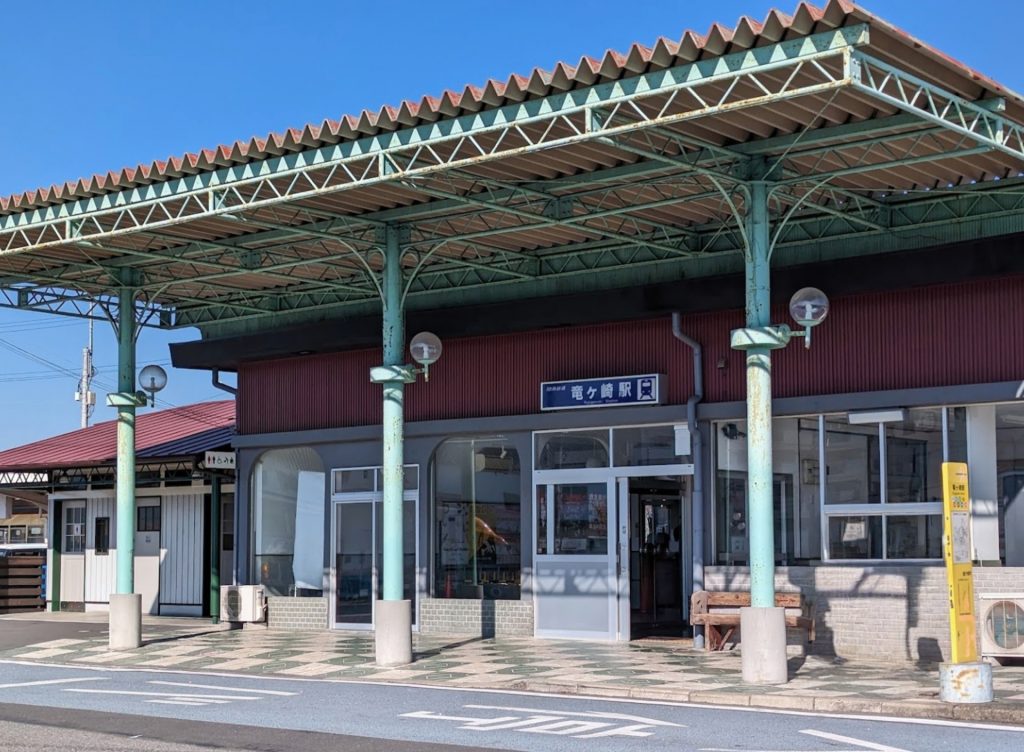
[0,0,1021,448]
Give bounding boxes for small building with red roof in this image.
[0,400,236,616]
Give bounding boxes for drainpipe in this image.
[211,368,237,395]
[209,368,236,620]
[672,312,705,649]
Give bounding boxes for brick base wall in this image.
[705,566,1024,663]
[419,597,533,637]
[267,596,328,630]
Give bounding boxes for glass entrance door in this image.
[617,476,689,640]
[332,496,416,630]
[335,502,374,626]
[534,474,617,639]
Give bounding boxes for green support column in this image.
[108,279,143,650]
[374,224,413,666]
[210,474,221,623]
[737,179,788,684]
[115,284,137,595]
[744,180,775,610]
[381,225,405,603]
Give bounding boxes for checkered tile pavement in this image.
[4,623,1024,709]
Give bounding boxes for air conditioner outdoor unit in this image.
[979,593,1024,662]
[220,584,265,623]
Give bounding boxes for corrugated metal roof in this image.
[1,0,1018,215]
[0,400,235,471]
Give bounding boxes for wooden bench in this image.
[690,590,815,651]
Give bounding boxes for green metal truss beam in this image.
[850,51,1024,165]
[177,180,1024,330]
[0,25,867,253]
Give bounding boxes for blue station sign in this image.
[540,374,663,411]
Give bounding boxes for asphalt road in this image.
[0,616,205,652]
[0,660,1021,751]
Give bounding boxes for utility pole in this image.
[75,316,95,428]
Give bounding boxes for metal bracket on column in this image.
[105,391,148,407]
[370,365,417,384]
[730,325,793,351]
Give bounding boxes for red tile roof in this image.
[0,400,235,471]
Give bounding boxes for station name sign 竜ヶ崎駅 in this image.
[540,374,663,411]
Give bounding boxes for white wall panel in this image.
[84,495,116,604]
[160,494,203,607]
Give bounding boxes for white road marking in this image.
[402,704,684,739]
[801,729,912,752]
[64,689,264,701]
[466,703,685,727]
[0,677,105,689]
[148,680,298,696]
[0,661,1018,736]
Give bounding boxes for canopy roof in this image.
[2,0,1024,335]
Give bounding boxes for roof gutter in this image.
[211,368,237,396]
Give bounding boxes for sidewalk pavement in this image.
[1,617,1023,725]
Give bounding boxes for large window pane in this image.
[824,416,879,504]
[797,418,821,559]
[536,430,609,470]
[886,409,943,503]
[713,418,802,564]
[996,403,1024,566]
[613,425,688,466]
[553,483,608,555]
[887,515,942,559]
[433,437,520,599]
[828,515,882,559]
[253,447,325,596]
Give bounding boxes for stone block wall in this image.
[419,597,533,636]
[704,566,1024,663]
[267,595,328,630]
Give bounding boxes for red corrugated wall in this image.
[238,276,1024,435]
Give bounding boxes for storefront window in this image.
[613,425,689,466]
[536,430,609,470]
[822,409,944,559]
[553,483,608,555]
[827,515,882,559]
[433,437,520,599]
[996,403,1024,565]
[252,447,325,596]
[886,515,943,559]
[713,419,807,565]
[885,409,943,504]
[715,408,950,563]
[824,417,878,505]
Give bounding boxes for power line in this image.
[0,337,232,431]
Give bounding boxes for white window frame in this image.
[820,411,947,562]
[329,464,420,631]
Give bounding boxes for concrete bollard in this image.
[939,662,994,703]
[740,606,789,685]
[108,593,142,650]
[375,599,413,666]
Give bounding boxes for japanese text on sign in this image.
[541,374,662,411]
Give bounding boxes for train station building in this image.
[3,1,1024,662]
